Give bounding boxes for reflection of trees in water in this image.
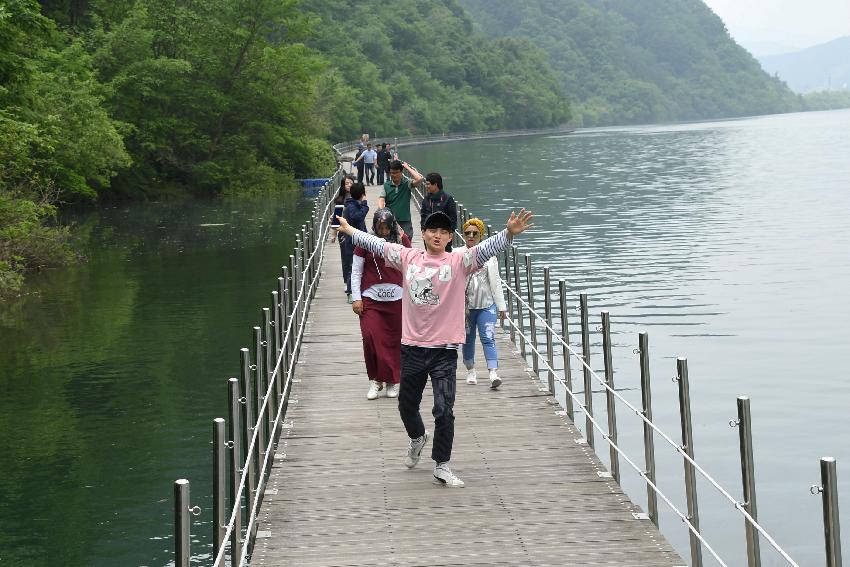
[0,192,312,564]
[65,192,308,255]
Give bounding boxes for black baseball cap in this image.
[422,211,453,231]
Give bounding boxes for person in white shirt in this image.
[353,143,379,185]
[461,218,507,389]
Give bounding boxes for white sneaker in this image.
[489,369,502,389]
[366,380,381,400]
[466,368,477,385]
[387,383,400,398]
[433,462,465,487]
[404,431,429,468]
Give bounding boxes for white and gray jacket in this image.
[466,256,507,311]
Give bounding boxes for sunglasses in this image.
[463,230,480,237]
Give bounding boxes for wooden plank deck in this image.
[250,180,684,566]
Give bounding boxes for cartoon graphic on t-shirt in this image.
[409,274,440,305]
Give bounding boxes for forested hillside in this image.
[0,0,816,296]
[301,0,570,140]
[0,0,569,296]
[457,0,802,125]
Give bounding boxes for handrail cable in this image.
[212,170,339,567]
[502,282,800,567]
[503,315,729,567]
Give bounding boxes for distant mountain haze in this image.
[759,36,850,92]
[456,0,800,126]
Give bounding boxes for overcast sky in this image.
[702,0,850,55]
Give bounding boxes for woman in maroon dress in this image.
[350,208,411,400]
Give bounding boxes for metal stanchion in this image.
[638,332,658,526]
[812,457,843,567]
[511,246,525,356]
[601,312,619,483]
[732,396,761,567]
[676,357,703,567]
[525,254,538,375]
[228,378,243,563]
[263,305,275,437]
[213,418,226,553]
[543,267,555,394]
[174,479,190,567]
[558,280,574,420]
[505,248,514,339]
[239,348,256,527]
[253,326,266,481]
[579,293,594,448]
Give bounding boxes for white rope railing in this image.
[502,281,800,566]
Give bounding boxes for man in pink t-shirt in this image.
[336,208,534,487]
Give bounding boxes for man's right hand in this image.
[352,300,364,315]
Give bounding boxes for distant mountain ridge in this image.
[759,36,850,93]
[456,0,800,126]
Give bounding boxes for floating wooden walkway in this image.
[250,183,684,566]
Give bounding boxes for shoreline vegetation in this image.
[2,0,849,299]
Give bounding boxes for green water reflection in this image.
[0,193,309,566]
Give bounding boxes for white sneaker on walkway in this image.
[433,462,465,487]
[367,380,381,400]
[489,369,502,389]
[404,431,429,468]
[466,368,477,385]
[387,383,400,398]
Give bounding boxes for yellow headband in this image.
[463,218,486,236]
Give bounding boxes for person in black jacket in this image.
[419,172,457,252]
[342,182,369,303]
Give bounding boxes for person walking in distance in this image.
[461,218,507,388]
[379,160,423,238]
[341,182,369,304]
[419,172,457,252]
[376,143,391,186]
[351,208,412,400]
[335,207,534,487]
[353,143,378,185]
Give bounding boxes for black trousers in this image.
[398,345,457,463]
[365,163,375,184]
[376,164,386,185]
[340,235,354,293]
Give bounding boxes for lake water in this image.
[0,194,310,566]
[1,109,849,566]
[401,109,850,565]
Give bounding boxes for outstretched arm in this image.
[336,215,385,257]
[472,209,534,269]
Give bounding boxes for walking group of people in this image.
[331,148,533,488]
[352,134,395,187]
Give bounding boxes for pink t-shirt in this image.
[383,244,479,347]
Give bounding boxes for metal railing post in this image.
[174,479,190,567]
[263,305,275,438]
[676,357,703,567]
[511,245,525,356]
[543,267,555,394]
[818,457,843,567]
[558,280,574,420]
[601,312,619,483]
[638,332,658,526]
[525,254,538,375]
[733,396,762,567]
[253,326,266,481]
[239,348,256,531]
[579,293,594,448]
[505,248,514,339]
[228,378,243,563]
[213,418,226,553]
